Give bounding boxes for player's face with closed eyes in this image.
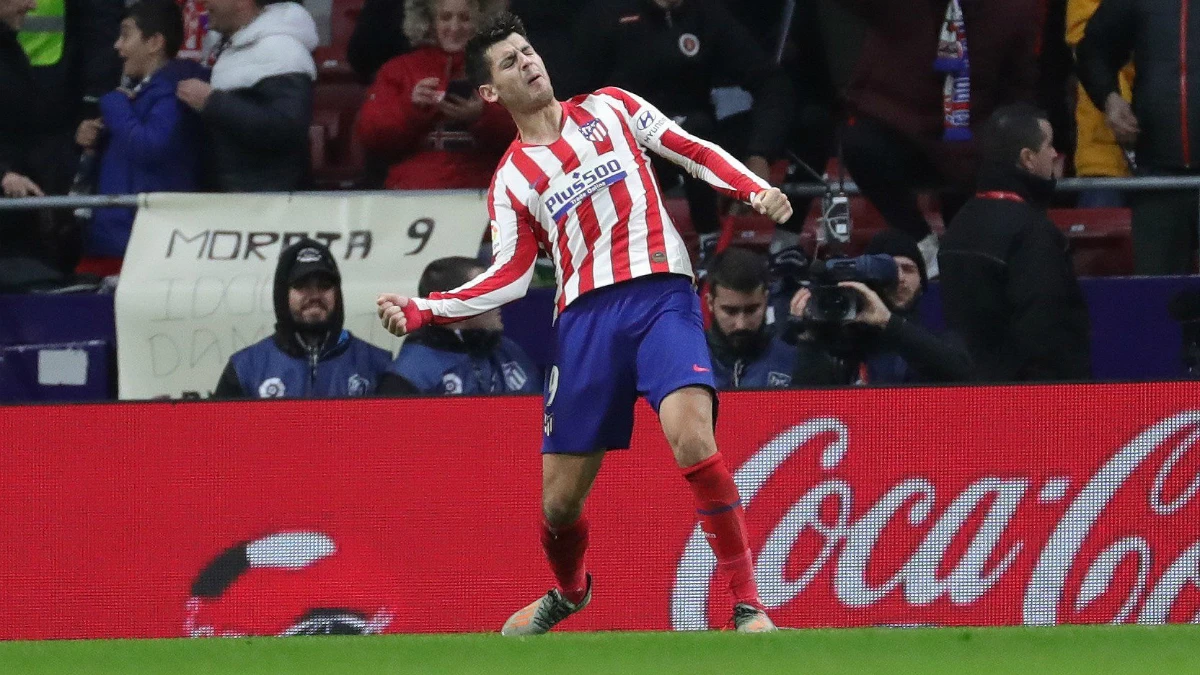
[480,33,554,112]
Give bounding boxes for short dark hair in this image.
[465,11,528,88]
[124,0,184,58]
[707,247,770,295]
[418,256,485,297]
[981,103,1050,167]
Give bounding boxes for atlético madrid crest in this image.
[579,119,609,143]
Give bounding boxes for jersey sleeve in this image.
[411,169,539,324]
[595,86,770,203]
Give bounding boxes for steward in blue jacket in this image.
[212,238,392,398]
[376,256,541,396]
[704,247,798,390]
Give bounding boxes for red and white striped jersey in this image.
[412,86,769,321]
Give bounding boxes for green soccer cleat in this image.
[500,574,592,636]
[732,603,777,633]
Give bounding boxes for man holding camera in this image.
[787,231,973,385]
[704,247,798,390]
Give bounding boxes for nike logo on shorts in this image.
[692,364,710,373]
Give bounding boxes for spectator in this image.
[347,0,409,82]
[506,0,582,98]
[213,238,392,398]
[724,0,838,253]
[939,104,1091,382]
[74,0,206,273]
[705,247,798,389]
[788,232,973,385]
[356,0,514,190]
[1077,0,1199,275]
[833,0,1039,277]
[20,0,123,107]
[1,0,121,285]
[1066,0,1134,208]
[1,0,48,205]
[377,256,540,396]
[567,0,795,265]
[175,0,317,192]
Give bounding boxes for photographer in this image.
[786,231,974,385]
[705,247,798,390]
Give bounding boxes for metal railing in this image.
[781,175,1200,197]
[6,176,1200,211]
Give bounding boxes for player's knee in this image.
[542,495,585,528]
[669,428,717,468]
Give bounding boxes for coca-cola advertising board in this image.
[0,383,1198,639]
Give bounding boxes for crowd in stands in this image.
[0,0,1194,397]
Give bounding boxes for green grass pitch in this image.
[3,626,1199,674]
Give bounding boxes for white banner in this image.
[115,191,489,399]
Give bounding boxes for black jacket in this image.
[567,0,794,160]
[0,25,78,189]
[790,309,975,386]
[203,73,314,192]
[939,166,1092,382]
[0,25,81,269]
[346,0,409,82]
[1077,0,1200,170]
[1,0,121,179]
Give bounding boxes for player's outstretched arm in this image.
[375,178,540,332]
[751,187,793,223]
[377,294,418,337]
[597,87,793,224]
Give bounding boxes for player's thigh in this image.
[543,301,639,455]
[634,285,716,413]
[632,284,719,467]
[658,385,717,469]
[541,451,606,526]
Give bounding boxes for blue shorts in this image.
[541,274,716,454]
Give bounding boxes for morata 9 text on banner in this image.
[115,191,490,399]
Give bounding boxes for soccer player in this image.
[377,12,792,635]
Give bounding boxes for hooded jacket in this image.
[213,239,392,398]
[88,59,208,258]
[356,46,516,190]
[378,325,541,396]
[202,2,318,191]
[939,164,1092,382]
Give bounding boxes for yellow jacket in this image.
[1067,0,1135,177]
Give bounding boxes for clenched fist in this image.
[377,293,415,337]
[751,187,793,224]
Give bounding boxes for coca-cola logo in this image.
[672,412,1200,630]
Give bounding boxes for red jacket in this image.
[357,47,516,190]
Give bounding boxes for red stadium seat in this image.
[1047,207,1134,277]
[308,0,371,187]
[313,0,365,82]
[310,81,369,188]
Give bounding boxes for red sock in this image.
[683,452,762,608]
[540,516,589,604]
